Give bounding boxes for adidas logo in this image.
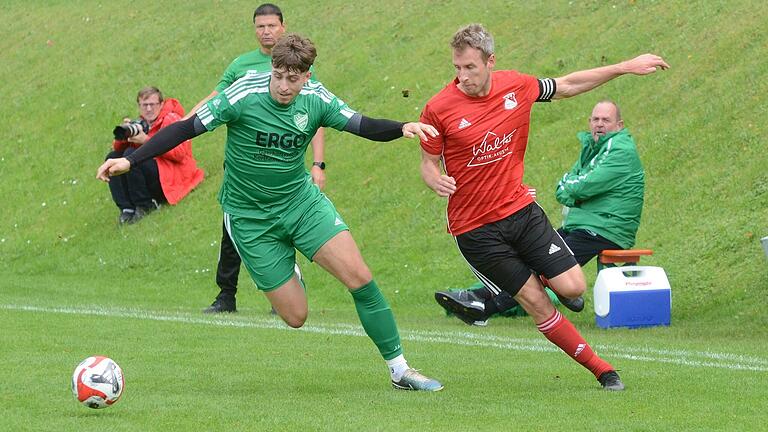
[458,118,471,129]
[548,243,561,255]
[334,217,343,226]
[574,343,586,357]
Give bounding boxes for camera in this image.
[113,119,149,140]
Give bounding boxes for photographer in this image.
[106,86,204,224]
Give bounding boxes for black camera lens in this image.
[112,120,149,140]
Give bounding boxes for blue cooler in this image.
[593,266,671,329]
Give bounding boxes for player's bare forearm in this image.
[310,165,326,190]
[309,128,326,189]
[420,151,455,197]
[310,128,325,162]
[554,54,669,99]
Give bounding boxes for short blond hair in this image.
[451,24,494,61]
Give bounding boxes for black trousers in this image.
[557,228,622,267]
[106,148,165,210]
[216,219,242,296]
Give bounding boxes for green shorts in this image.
[225,190,348,291]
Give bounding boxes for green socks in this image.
[350,280,403,360]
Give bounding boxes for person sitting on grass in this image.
[106,86,204,225]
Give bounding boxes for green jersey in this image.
[556,128,644,249]
[215,48,318,92]
[198,71,356,217]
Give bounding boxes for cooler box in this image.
[593,266,671,329]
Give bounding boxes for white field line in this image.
[3,303,767,372]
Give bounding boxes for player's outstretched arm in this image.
[554,53,669,99]
[421,149,456,197]
[96,115,208,182]
[343,113,438,142]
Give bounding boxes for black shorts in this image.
[558,228,622,267]
[456,203,577,297]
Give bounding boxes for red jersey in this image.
[420,70,550,235]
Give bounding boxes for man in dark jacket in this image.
[436,100,644,325]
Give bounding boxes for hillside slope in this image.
[0,0,765,333]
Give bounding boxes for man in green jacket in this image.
[556,100,644,251]
[435,100,644,325]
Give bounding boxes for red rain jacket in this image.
[113,98,204,204]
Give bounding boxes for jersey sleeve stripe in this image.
[197,104,214,126]
[229,85,269,105]
[300,81,358,117]
[300,82,335,104]
[300,88,331,104]
[223,71,270,97]
[537,78,556,102]
[223,73,271,105]
[340,107,356,119]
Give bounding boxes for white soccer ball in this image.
[71,356,124,409]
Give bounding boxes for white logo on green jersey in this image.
[294,113,308,131]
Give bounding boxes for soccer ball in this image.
[71,356,124,409]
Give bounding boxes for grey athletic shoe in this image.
[598,370,625,391]
[392,369,444,392]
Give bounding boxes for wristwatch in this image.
[312,161,326,170]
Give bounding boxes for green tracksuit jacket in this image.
[555,128,644,249]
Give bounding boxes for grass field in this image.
[1,0,767,430]
[3,298,767,431]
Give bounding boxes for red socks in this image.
[537,310,613,379]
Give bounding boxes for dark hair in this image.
[271,33,316,73]
[253,3,283,23]
[136,86,163,103]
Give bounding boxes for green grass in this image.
[1,0,767,430]
[2,301,767,431]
